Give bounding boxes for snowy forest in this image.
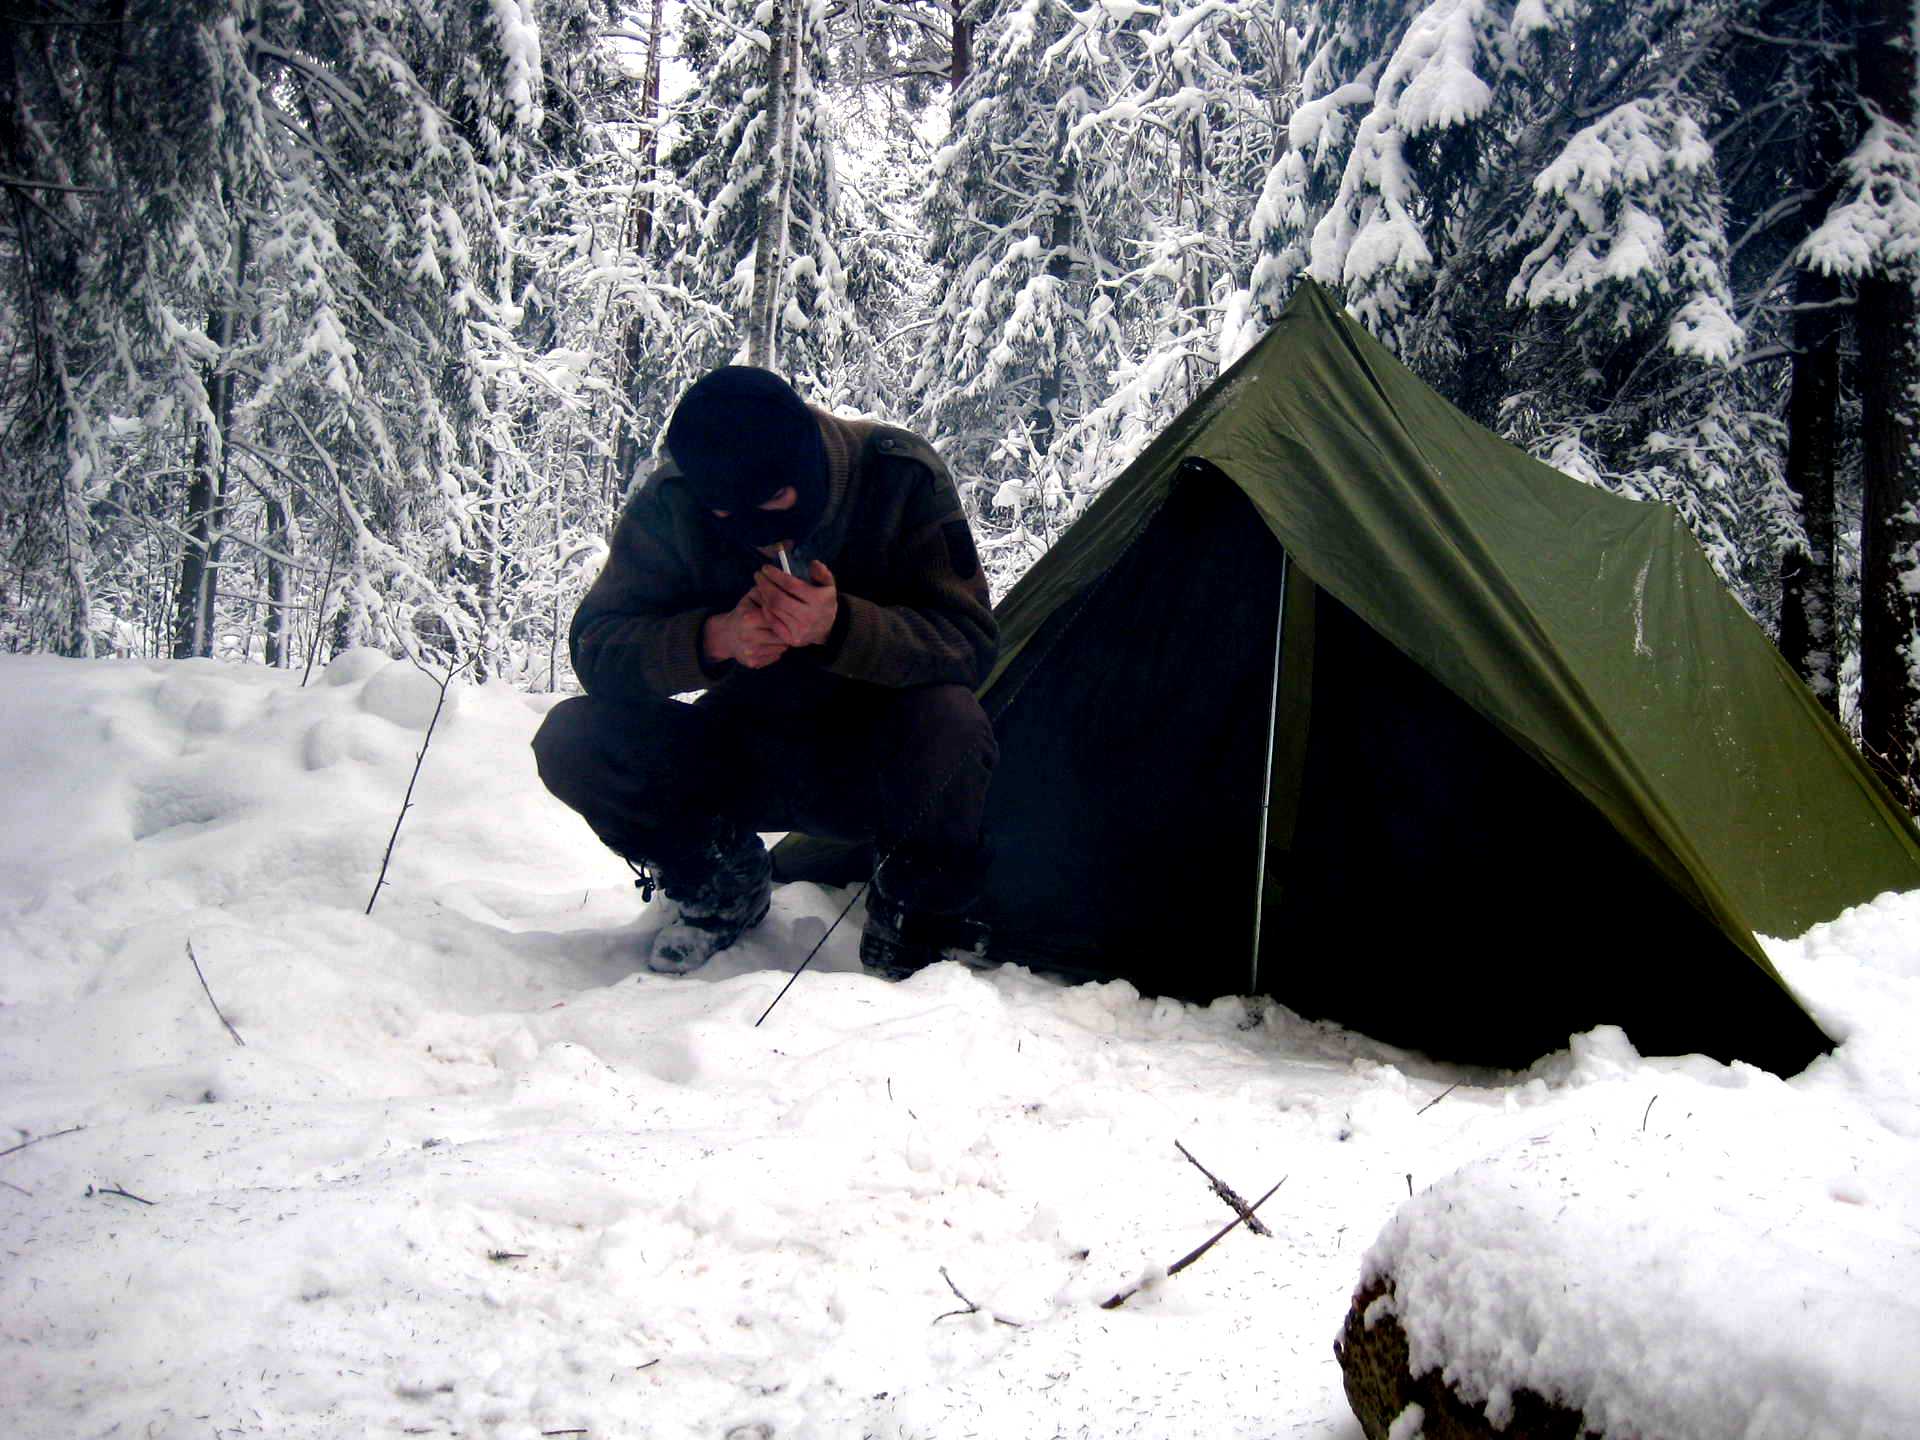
[3,0,1919,801]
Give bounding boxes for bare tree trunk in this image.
[1776,4,1852,712]
[1779,266,1843,710]
[263,488,293,667]
[58,422,96,659]
[951,10,971,89]
[612,0,668,502]
[1028,141,1078,467]
[478,464,502,683]
[745,0,801,369]
[1855,0,1920,799]
[172,221,251,659]
[1177,106,1213,405]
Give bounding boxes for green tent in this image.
[788,282,1920,1074]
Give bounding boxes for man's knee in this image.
[531,692,692,808]
[889,684,998,769]
[530,695,599,804]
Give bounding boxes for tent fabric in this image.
[780,281,1920,1071]
[990,282,1920,949]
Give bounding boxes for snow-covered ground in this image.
[2,651,1916,1440]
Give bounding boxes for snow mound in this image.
[1364,1067,1920,1438]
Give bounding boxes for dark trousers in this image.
[531,671,997,912]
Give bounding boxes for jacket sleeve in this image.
[569,482,723,702]
[817,443,999,689]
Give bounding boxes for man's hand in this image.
[753,560,839,648]
[701,591,789,670]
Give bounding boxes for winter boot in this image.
[858,850,990,980]
[645,823,772,975]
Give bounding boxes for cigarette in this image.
[777,548,793,575]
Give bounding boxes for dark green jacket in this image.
[570,410,997,702]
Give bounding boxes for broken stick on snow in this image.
[188,939,246,1047]
[934,1266,1022,1327]
[1101,1175,1287,1310]
[1174,1139,1272,1237]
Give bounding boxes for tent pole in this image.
[1250,549,1289,995]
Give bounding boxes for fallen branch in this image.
[187,940,246,1047]
[87,1183,155,1206]
[934,1266,1023,1327]
[0,1124,85,1160]
[1174,1140,1271,1237]
[1416,1082,1460,1117]
[366,655,473,915]
[1100,1175,1287,1310]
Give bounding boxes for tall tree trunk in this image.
[477,462,503,683]
[58,418,96,659]
[1855,0,1920,799]
[1778,267,1843,710]
[1030,147,1078,466]
[745,0,801,369]
[171,221,251,659]
[613,0,668,503]
[263,488,293,667]
[951,10,971,89]
[1777,4,1852,711]
[1178,107,1213,405]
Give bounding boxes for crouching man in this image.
[531,366,999,977]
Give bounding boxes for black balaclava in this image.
[664,366,829,551]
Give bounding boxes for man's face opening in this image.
[710,485,800,556]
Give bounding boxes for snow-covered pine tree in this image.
[1,0,249,657]
[912,0,1166,589]
[662,0,855,391]
[1803,0,1920,798]
[809,87,940,417]
[466,0,686,688]
[1061,0,1307,503]
[0,1,551,668]
[1237,0,1788,615]
[1711,0,1858,710]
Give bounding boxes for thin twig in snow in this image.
[1100,1175,1287,1310]
[187,940,246,1047]
[1174,1140,1271,1236]
[1417,1082,1460,1117]
[754,879,868,1026]
[87,1183,155,1206]
[934,1266,1023,1327]
[1642,1094,1658,1131]
[0,1125,85,1160]
[366,655,474,915]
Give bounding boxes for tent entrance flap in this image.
[979,469,1284,1000]
[1266,592,1829,1073]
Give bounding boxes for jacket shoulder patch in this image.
[943,518,980,580]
